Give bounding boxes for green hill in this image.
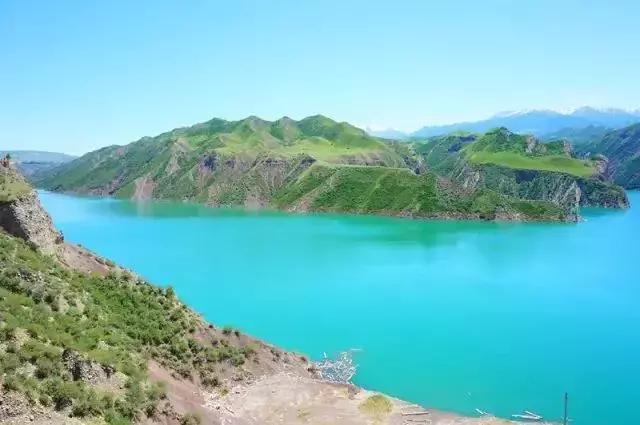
[413,129,628,211]
[37,118,629,221]
[463,128,597,178]
[37,115,404,197]
[273,163,566,220]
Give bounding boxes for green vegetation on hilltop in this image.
[466,150,595,177]
[463,128,596,177]
[0,231,254,424]
[274,164,441,214]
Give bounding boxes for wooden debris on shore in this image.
[512,409,543,421]
[401,411,430,416]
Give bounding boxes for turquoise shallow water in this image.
[40,191,640,425]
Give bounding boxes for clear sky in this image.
[2,0,639,154]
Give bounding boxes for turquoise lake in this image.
[40,191,640,425]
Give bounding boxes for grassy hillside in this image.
[0,228,295,424]
[37,115,405,196]
[463,128,596,177]
[274,163,566,220]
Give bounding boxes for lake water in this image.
[40,191,640,425]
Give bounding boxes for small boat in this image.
[475,408,488,416]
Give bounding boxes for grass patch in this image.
[274,164,441,215]
[359,394,392,421]
[0,169,31,201]
[466,151,595,177]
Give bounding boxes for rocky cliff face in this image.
[0,165,62,254]
[457,163,629,211]
[578,123,640,189]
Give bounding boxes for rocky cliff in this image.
[0,164,62,254]
[578,123,640,189]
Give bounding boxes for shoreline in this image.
[39,188,580,224]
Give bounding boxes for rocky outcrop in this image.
[579,123,640,189]
[578,178,630,208]
[0,167,62,254]
[461,163,628,212]
[62,349,119,386]
[201,153,317,207]
[133,174,156,200]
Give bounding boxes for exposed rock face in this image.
[133,174,156,200]
[578,178,630,208]
[449,160,582,215]
[0,168,62,254]
[62,349,117,385]
[582,123,640,189]
[525,136,537,154]
[202,153,317,207]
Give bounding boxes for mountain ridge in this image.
[0,150,76,179]
[410,107,640,138]
[363,107,640,139]
[36,116,629,222]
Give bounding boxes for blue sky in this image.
[2,0,639,154]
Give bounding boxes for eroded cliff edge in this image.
[0,165,62,254]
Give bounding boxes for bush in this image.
[181,412,202,425]
[34,357,56,378]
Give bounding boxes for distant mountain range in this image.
[367,107,640,139]
[0,150,76,178]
